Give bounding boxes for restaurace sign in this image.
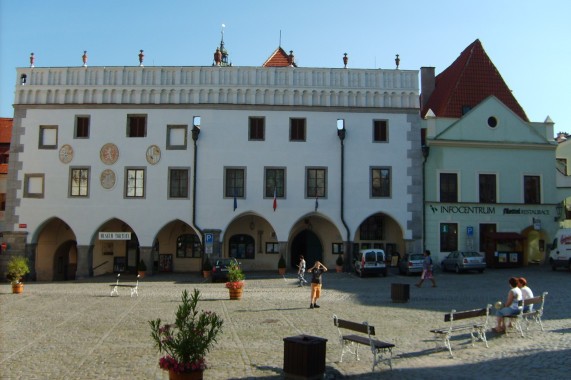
[98,232,132,240]
[429,205,551,216]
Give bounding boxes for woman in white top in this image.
[518,277,534,312]
[494,277,523,333]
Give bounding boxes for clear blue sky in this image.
[1,0,569,134]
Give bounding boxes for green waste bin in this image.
[283,334,327,379]
[391,283,410,303]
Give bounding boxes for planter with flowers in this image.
[278,254,286,275]
[149,289,224,380]
[202,256,212,278]
[336,254,344,273]
[5,255,30,294]
[225,258,244,300]
[138,259,147,278]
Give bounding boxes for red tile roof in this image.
[262,47,297,67]
[0,118,13,143]
[421,39,528,121]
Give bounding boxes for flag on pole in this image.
[233,189,237,211]
[273,187,277,211]
[315,194,319,211]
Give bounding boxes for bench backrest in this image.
[333,316,375,335]
[444,306,491,322]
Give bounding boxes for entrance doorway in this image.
[52,240,77,281]
[291,230,322,269]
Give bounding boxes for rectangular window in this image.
[373,120,388,142]
[332,243,344,254]
[225,168,245,198]
[439,173,458,202]
[479,174,496,203]
[127,115,147,137]
[266,242,279,254]
[265,168,285,198]
[249,117,265,141]
[125,168,145,198]
[290,118,306,141]
[440,223,458,252]
[371,167,391,197]
[70,167,90,197]
[75,116,90,138]
[0,193,5,211]
[306,168,326,198]
[360,215,383,240]
[166,125,187,149]
[169,168,189,199]
[524,175,540,204]
[39,125,58,149]
[23,173,45,198]
[176,234,201,258]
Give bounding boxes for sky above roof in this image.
[1,0,569,135]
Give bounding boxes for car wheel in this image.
[455,265,461,274]
[478,269,484,273]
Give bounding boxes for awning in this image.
[486,232,525,240]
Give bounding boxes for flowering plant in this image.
[225,258,245,289]
[149,289,223,374]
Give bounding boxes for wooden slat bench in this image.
[430,304,492,358]
[503,291,548,337]
[109,274,139,297]
[333,315,395,373]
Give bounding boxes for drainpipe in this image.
[337,120,351,271]
[422,143,430,251]
[191,119,204,261]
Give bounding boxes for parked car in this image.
[211,258,232,282]
[354,249,387,277]
[441,251,486,273]
[398,253,424,275]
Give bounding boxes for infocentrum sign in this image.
[98,232,132,240]
[428,204,551,216]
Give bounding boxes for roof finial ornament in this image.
[30,52,35,68]
[288,50,295,67]
[82,51,88,67]
[343,53,348,69]
[139,50,144,67]
[395,54,400,69]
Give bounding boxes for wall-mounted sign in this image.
[18,224,27,228]
[99,232,131,240]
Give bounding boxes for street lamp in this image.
[337,119,350,272]
[192,116,201,142]
[337,119,345,141]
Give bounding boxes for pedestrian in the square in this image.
[297,255,308,287]
[308,260,327,308]
[415,249,437,288]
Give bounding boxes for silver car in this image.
[398,253,424,275]
[441,251,486,273]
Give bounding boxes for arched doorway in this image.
[291,230,322,269]
[52,240,77,281]
[229,234,255,259]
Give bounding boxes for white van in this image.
[353,249,387,277]
[549,229,571,271]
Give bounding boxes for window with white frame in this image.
[125,168,145,198]
[166,125,187,149]
[70,167,90,197]
[24,173,45,198]
[39,125,58,149]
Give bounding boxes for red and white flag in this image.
[273,187,277,211]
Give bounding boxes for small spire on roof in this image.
[213,24,231,67]
[82,51,88,67]
[395,54,400,69]
[30,52,35,68]
[343,53,348,69]
[138,50,144,67]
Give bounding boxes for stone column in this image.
[75,245,93,280]
[139,246,153,275]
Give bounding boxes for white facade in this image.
[5,64,421,280]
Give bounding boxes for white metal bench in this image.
[109,274,139,297]
[333,315,394,373]
[503,292,548,337]
[430,305,492,358]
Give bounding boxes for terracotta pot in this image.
[336,266,343,273]
[138,271,146,279]
[202,270,211,278]
[228,287,243,300]
[168,369,203,380]
[12,283,23,294]
[278,268,286,275]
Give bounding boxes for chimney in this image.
[420,67,435,110]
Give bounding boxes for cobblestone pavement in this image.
[1,264,570,379]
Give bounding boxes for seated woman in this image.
[518,277,534,312]
[493,277,523,333]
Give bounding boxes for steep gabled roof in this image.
[421,39,528,121]
[262,47,297,67]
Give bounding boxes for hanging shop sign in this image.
[98,232,131,240]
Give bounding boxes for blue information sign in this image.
[466,226,474,237]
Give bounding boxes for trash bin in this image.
[391,283,410,303]
[283,334,327,379]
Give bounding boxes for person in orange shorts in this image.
[308,261,327,309]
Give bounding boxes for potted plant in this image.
[138,259,147,278]
[336,254,344,273]
[149,289,223,379]
[278,254,286,275]
[202,256,212,278]
[5,255,30,294]
[225,258,244,300]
